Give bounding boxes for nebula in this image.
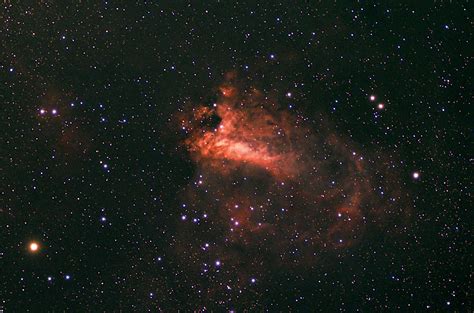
[175,74,407,288]
[182,86,300,180]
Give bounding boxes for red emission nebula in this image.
[175,74,408,285]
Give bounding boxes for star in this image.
[28,241,40,253]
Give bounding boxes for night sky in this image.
[2,1,472,311]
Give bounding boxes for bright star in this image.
[29,242,39,252]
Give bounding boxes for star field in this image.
[1,1,472,311]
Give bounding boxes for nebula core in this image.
[175,74,407,290]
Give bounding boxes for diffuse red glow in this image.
[182,84,300,180]
[176,74,407,286]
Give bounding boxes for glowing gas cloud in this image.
[182,85,300,179]
[175,74,408,286]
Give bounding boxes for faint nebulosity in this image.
[176,74,408,277]
[2,1,471,311]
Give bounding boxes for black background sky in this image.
[1,1,472,311]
